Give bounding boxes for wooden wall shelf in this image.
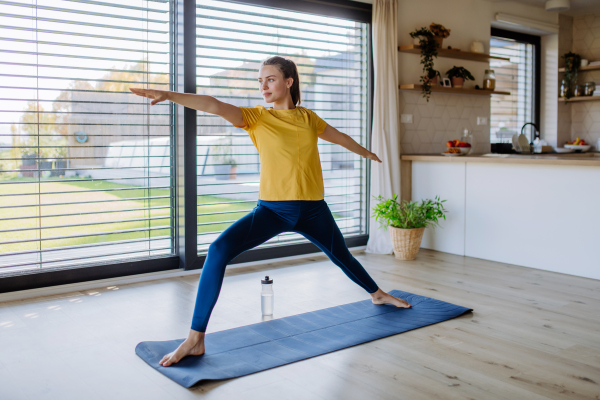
[398,45,510,63]
[558,95,600,103]
[400,84,510,96]
[558,64,600,72]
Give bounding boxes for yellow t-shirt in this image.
[233,105,328,201]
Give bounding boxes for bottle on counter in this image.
[483,69,496,90]
[261,275,274,316]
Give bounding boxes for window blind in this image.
[0,0,175,276]
[194,0,370,254]
[490,36,535,143]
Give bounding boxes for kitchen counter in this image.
[401,152,600,280]
[401,152,600,166]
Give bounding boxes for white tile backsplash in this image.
[400,91,491,154]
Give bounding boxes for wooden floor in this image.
[1,249,599,400]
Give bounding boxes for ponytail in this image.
[262,56,301,106]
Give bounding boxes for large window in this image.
[0,0,372,292]
[490,28,540,143]
[194,0,371,254]
[0,0,175,276]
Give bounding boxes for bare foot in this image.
[371,289,411,308]
[159,331,206,367]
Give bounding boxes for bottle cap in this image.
[261,275,273,284]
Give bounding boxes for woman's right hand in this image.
[129,87,170,105]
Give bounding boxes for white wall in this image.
[398,0,493,154]
[397,0,561,154]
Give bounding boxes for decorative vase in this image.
[451,77,464,88]
[229,165,237,179]
[389,226,425,260]
[470,40,484,53]
[434,36,444,47]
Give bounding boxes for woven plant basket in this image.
[389,226,425,260]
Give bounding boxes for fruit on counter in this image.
[444,148,462,154]
[565,137,586,145]
[446,139,472,148]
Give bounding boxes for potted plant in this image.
[429,22,450,48]
[409,27,439,101]
[445,66,475,88]
[561,51,581,100]
[371,194,447,260]
[423,69,442,86]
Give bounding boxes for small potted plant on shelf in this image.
[423,69,442,86]
[371,193,447,260]
[409,27,439,101]
[561,51,581,100]
[445,66,475,88]
[429,22,450,47]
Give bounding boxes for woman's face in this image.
[258,65,293,104]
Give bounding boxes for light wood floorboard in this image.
[0,249,599,399]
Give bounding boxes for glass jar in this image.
[584,82,596,96]
[574,84,585,97]
[559,79,568,98]
[483,69,496,90]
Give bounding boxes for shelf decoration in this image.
[409,26,439,101]
[398,45,510,62]
[399,84,510,96]
[430,22,450,48]
[558,95,600,103]
[558,64,600,72]
[561,51,581,100]
[445,66,475,88]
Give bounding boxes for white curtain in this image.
[365,0,400,255]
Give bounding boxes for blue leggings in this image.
[191,199,380,332]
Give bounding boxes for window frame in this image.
[490,27,541,135]
[1,0,373,293]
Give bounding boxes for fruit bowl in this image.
[449,146,471,155]
[445,140,472,155]
[564,144,591,152]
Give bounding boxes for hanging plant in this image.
[409,27,439,101]
[561,51,581,100]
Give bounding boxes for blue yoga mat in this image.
[135,289,472,387]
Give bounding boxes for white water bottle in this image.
[261,276,274,316]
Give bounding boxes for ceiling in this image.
[492,0,600,16]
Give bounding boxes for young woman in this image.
[130,56,411,367]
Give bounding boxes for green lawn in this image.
[1,177,343,255]
[0,177,255,254]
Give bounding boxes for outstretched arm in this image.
[319,124,382,163]
[129,88,245,127]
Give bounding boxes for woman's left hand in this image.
[365,151,382,163]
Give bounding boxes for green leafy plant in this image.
[445,66,475,81]
[371,193,447,230]
[426,68,441,82]
[409,27,439,101]
[561,51,581,100]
